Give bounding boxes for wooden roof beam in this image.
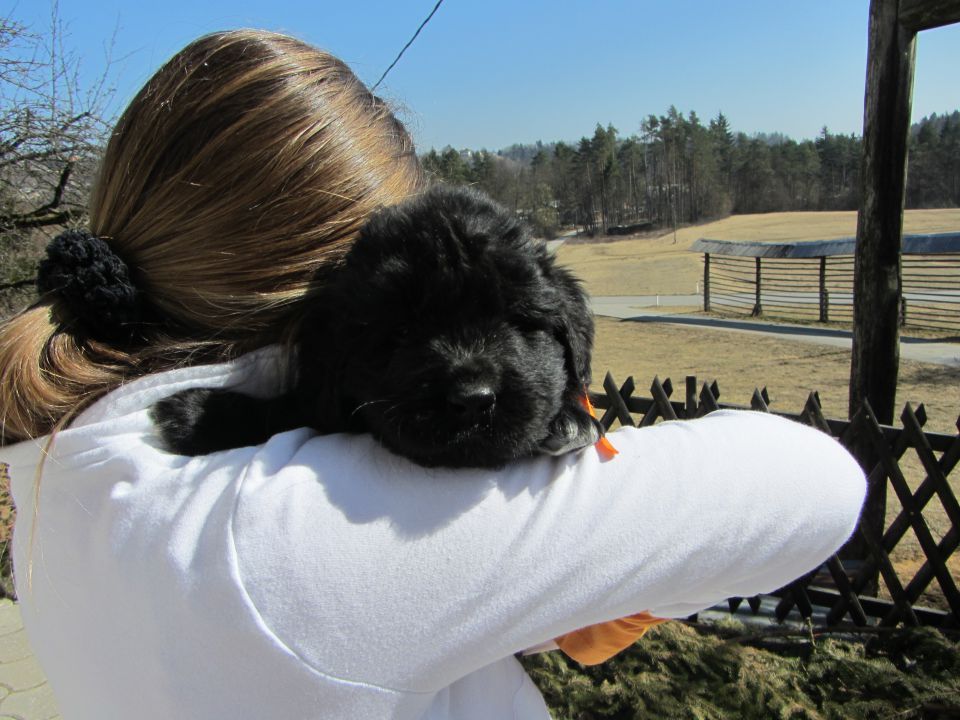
[899,0,960,32]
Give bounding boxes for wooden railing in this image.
[691,234,960,333]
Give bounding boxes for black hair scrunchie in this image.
[36,229,146,343]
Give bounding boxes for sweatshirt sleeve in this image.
[229,409,865,694]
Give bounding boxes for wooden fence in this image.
[589,372,959,630]
[691,233,960,333]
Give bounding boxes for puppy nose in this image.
[447,385,496,417]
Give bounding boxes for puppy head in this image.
[299,185,593,468]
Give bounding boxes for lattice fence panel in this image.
[589,372,960,630]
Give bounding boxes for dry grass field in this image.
[589,316,959,434]
[560,208,960,430]
[557,209,960,612]
[557,208,960,298]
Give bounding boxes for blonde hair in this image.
[0,29,423,444]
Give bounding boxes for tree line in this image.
[421,108,960,238]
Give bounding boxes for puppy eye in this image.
[510,314,550,333]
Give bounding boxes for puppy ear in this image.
[540,254,594,388]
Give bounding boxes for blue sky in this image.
[15,0,960,152]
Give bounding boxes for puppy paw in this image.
[151,388,276,456]
[539,404,603,456]
[150,388,221,455]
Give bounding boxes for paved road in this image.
[592,295,960,367]
[0,600,59,720]
[611,290,958,307]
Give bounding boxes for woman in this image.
[0,30,864,719]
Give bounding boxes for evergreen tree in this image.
[417,107,957,236]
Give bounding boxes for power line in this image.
[371,0,445,92]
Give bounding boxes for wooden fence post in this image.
[703,253,711,311]
[819,256,829,322]
[685,376,698,419]
[752,257,762,317]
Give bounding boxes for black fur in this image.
[151,185,601,468]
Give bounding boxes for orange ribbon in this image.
[580,392,618,458]
[555,612,668,666]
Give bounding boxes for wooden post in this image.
[849,0,916,427]
[685,376,698,419]
[751,257,762,317]
[703,253,711,311]
[898,0,960,31]
[819,256,829,322]
[848,0,919,573]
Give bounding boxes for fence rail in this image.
[692,234,960,333]
[589,372,960,630]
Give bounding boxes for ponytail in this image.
[0,304,137,444]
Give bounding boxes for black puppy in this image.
[152,185,602,468]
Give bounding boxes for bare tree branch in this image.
[0,6,116,317]
[0,8,115,236]
[0,277,35,291]
[1,206,80,231]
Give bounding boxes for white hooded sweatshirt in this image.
[2,348,866,719]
